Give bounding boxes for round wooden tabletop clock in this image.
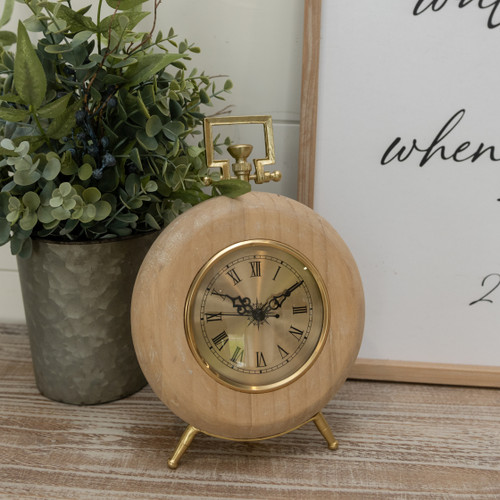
[131,116,364,469]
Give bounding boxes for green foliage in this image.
[0,0,245,257]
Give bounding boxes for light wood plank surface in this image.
[1,324,499,499]
[352,358,500,388]
[298,0,321,207]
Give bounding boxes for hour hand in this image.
[211,290,254,316]
[262,280,304,313]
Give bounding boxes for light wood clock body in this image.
[131,116,364,468]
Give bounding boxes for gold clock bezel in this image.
[184,239,331,394]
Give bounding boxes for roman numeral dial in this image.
[186,240,327,392]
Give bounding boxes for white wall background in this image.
[0,0,304,323]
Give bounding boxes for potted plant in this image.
[0,0,248,404]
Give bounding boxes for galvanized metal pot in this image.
[17,232,158,405]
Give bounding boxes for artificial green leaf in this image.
[22,192,40,211]
[59,182,72,197]
[0,218,10,244]
[89,86,101,103]
[62,197,76,210]
[162,121,185,141]
[72,59,98,71]
[59,218,79,236]
[46,100,81,139]
[115,212,138,223]
[14,22,47,109]
[15,141,31,157]
[70,206,83,220]
[60,151,78,175]
[145,212,161,230]
[18,236,32,258]
[47,18,68,34]
[0,93,21,104]
[39,179,55,201]
[65,44,91,68]
[0,106,29,122]
[44,44,74,54]
[129,148,143,171]
[0,30,16,46]
[80,204,96,222]
[6,210,19,223]
[42,157,61,180]
[8,197,20,210]
[45,4,98,33]
[187,146,204,158]
[70,30,93,48]
[19,211,37,231]
[145,115,162,137]
[13,169,41,186]
[136,130,158,151]
[125,173,140,197]
[99,11,148,33]
[173,188,209,205]
[22,15,45,33]
[37,206,55,224]
[37,93,71,119]
[110,57,137,69]
[93,200,112,221]
[140,84,155,107]
[49,193,63,208]
[212,179,251,199]
[105,0,148,10]
[0,192,9,216]
[51,206,71,220]
[0,0,14,29]
[0,138,14,150]
[136,92,150,119]
[199,88,211,105]
[82,187,101,204]
[39,219,59,231]
[78,163,93,181]
[123,53,183,88]
[102,74,126,86]
[169,98,183,119]
[10,233,31,257]
[118,15,129,30]
[142,180,157,193]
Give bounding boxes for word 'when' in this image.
[380,109,500,167]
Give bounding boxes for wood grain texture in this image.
[131,191,364,440]
[353,358,500,388]
[298,0,322,207]
[1,324,499,499]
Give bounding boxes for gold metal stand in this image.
[167,411,338,469]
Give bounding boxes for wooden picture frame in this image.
[298,0,500,387]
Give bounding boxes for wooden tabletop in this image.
[1,323,499,499]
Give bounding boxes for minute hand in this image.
[262,280,304,312]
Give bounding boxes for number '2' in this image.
[469,273,500,306]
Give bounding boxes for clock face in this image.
[185,239,329,392]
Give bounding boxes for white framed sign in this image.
[299,0,500,385]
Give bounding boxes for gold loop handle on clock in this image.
[203,115,282,185]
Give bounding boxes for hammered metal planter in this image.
[17,232,158,405]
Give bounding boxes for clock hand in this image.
[205,311,253,318]
[262,280,304,313]
[211,290,254,316]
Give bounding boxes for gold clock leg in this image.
[168,424,200,469]
[312,412,338,450]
